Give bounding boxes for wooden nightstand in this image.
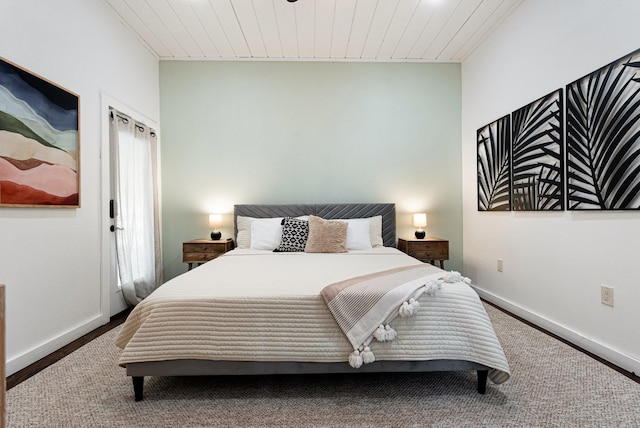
[398,238,449,269]
[183,238,234,270]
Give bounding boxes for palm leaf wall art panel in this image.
[511,89,564,211]
[566,48,640,210]
[477,114,511,211]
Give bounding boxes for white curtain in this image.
[110,108,162,305]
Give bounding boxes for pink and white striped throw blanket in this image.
[321,264,461,368]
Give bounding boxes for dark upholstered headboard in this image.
[234,203,396,247]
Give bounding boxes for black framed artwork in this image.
[477,114,511,211]
[566,48,640,210]
[511,89,564,211]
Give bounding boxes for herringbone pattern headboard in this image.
[234,203,396,247]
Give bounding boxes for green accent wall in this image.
[160,61,461,280]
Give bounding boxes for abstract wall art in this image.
[0,57,79,207]
[511,89,564,211]
[566,48,640,210]
[477,114,511,211]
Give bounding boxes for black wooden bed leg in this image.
[132,376,144,401]
[477,370,488,394]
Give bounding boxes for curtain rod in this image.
[109,108,156,137]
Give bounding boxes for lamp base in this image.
[211,231,222,240]
[414,230,426,239]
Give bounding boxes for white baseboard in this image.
[474,286,640,377]
[110,288,128,317]
[6,314,108,376]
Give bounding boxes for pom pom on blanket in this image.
[398,298,421,318]
[442,271,472,284]
[362,346,375,364]
[374,324,397,342]
[425,280,442,296]
[349,350,363,369]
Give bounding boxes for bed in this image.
[116,203,510,401]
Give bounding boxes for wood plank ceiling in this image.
[104,0,522,62]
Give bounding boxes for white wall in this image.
[462,0,640,375]
[0,0,159,375]
[159,61,463,281]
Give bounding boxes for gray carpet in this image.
[7,304,640,427]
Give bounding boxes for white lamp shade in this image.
[412,213,427,228]
[209,214,222,229]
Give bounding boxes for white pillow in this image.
[344,218,373,250]
[368,215,383,247]
[250,218,284,250]
[237,214,384,249]
[235,215,254,249]
[237,215,310,249]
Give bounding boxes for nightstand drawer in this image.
[410,244,448,260]
[182,239,234,270]
[398,238,449,269]
[182,251,223,263]
[183,243,228,256]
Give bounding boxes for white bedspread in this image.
[116,248,510,384]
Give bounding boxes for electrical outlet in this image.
[497,259,504,272]
[601,285,614,307]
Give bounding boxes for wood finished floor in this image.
[6,303,638,390]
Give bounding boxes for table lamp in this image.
[413,213,427,239]
[209,214,222,240]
